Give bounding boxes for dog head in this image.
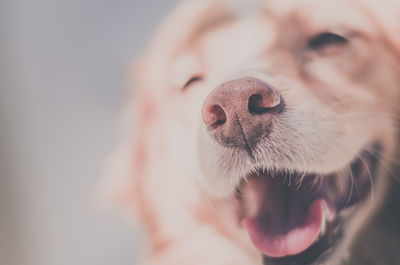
[107,0,400,264]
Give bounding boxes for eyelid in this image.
[182,75,203,91]
[307,32,349,50]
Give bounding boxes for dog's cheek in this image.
[164,89,209,166]
[168,94,204,175]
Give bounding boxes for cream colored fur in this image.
[102,0,400,264]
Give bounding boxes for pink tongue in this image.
[239,176,326,258]
[242,199,325,258]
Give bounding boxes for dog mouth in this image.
[235,145,380,265]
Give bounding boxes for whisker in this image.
[344,165,355,208]
[359,155,374,204]
[336,111,400,122]
[295,171,307,190]
[364,147,400,184]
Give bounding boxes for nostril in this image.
[203,105,226,128]
[248,93,281,115]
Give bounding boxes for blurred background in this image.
[0,0,179,265]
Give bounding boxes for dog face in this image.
[113,0,400,264]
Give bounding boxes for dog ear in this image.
[96,0,219,219]
[98,0,226,220]
[96,66,157,219]
[96,90,141,217]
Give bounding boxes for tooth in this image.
[320,201,334,237]
[320,207,327,235]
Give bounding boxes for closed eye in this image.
[182,75,203,91]
[307,32,349,51]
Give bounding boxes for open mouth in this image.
[236,145,380,265]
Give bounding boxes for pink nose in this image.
[202,77,282,150]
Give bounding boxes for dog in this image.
[103,0,400,264]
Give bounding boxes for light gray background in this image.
[0,1,179,265]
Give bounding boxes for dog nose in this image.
[202,77,282,150]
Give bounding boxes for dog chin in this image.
[198,140,381,265]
